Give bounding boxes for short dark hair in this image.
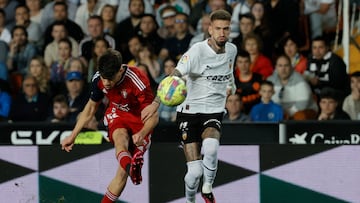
[210,9,231,22]
[312,35,330,47]
[98,49,123,79]
[319,87,340,101]
[11,25,28,38]
[239,13,255,24]
[53,94,68,106]
[261,80,274,88]
[350,71,360,78]
[236,49,250,60]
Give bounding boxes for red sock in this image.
[101,188,119,203]
[117,150,131,174]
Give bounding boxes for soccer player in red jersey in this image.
[61,49,159,203]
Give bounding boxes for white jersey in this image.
[176,39,237,114]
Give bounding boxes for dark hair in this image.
[53,94,68,105]
[98,49,123,79]
[261,80,274,88]
[15,4,30,13]
[312,35,330,47]
[239,13,255,24]
[319,87,340,101]
[236,49,251,60]
[280,35,300,49]
[11,25,28,38]
[58,37,72,50]
[54,1,68,11]
[88,15,103,24]
[0,8,6,18]
[210,9,231,22]
[275,54,291,66]
[350,71,360,78]
[243,33,263,52]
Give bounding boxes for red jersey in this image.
[90,66,154,116]
[90,66,154,143]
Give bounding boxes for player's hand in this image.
[141,102,159,122]
[132,132,145,146]
[61,135,75,152]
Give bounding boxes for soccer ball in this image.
[157,76,187,106]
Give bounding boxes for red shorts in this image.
[104,110,152,154]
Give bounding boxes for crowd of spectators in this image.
[0,0,358,126]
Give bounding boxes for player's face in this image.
[100,68,125,89]
[208,19,230,47]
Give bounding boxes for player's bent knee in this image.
[184,160,203,187]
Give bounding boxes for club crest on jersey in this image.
[121,90,127,98]
[180,55,189,64]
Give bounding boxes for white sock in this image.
[202,138,219,193]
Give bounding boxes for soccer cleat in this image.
[201,192,216,203]
[130,151,144,185]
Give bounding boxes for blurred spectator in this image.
[157,57,177,122]
[43,2,84,46]
[137,14,164,56]
[47,94,71,123]
[156,0,190,30]
[230,0,253,39]
[317,87,351,120]
[0,9,11,43]
[7,25,38,76]
[43,21,79,68]
[68,57,87,81]
[0,61,7,81]
[231,13,255,52]
[305,36,350,100]
[138,43,161,81]
[342,71,360,120]
[50,38,73,86]
[264,0,299,54]
[159,12,192,61]
[75,0,105,35]
[234,50,262,114]
[189,14,210,47]
[40,0,78,32]
[9,75,50,122]
[250,1,273,58]
[0,79,11,121]
[267,55,318,119]
[28,56,51,96]
[88,37,109,82]
[0,0,19,29]
[100,4,116,36]
[114,0,145,61]
[189,0,232,32]
[64,71,89,122]
[137,63,158,95]
[281,35,307,74]
[243,33,273,78]
[0,40,8,63]
[26,0,43,24]
[14,4,43,51]
[223,93,250,122]
[250,80,283,122]
[127,35,142,66]
[79,15,115,63]
[115,0,154,24]
[302,0,337,40]
[157,5,177,39]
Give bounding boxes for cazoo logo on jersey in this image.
[289,132,360,144]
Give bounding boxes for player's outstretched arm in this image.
[61,99,99,152]
[133,111,159,146]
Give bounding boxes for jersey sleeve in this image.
[175,43,201,75]
[89,72,104,102]
[130,68,154,111]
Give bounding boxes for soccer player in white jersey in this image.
[143,9,237,203]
